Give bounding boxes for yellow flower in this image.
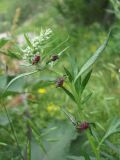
[38,88,47,94]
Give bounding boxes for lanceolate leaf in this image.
[7,50,21,59]
[81,70,92,93]
[103,117,120,139]
[74,31,111,83]
[48,36,69,56]
[61,107,77,125]
[81,92,92,104]
[61,86,76,103]
[74,76,81,94]
[64,67,73,82]
[4,70,38,94]
[98,117,120,149]
[24,34,33,49]
[58,46,69,57]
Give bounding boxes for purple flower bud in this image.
[56,77,64,87]
[76,122,89,132]
[32,55,40,65]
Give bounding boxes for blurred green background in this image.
[0,0,120,159]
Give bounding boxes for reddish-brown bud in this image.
[76,122,89,132]
[32,55,40,65]
[56,77,64,87]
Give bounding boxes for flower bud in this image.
[51,55,59,61]
[76,122,89,132]
[56,77,64,87]
[32,55,40,65]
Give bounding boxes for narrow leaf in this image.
[4,70,38,93]
[81,92,92,104]
[61,86,76,103]
[24,34,33,49]
[61,107,77,125]
[105,140,120,154]
[74,31,111,83]
[48,36,69,55]
[58,46,69,57]
[74,76,81,94]
[64,67,73,82]
[98,117,120,149]
[81,70,92,93]
[7,50,21,59]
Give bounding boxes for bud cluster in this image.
[22,28,52,64]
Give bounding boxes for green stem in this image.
[97,136,106,151]
[86,131,100,160]
[28,140,31,160]
[76,98,100,159]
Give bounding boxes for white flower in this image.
[22,28,52,63]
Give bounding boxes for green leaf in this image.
[47,36,69,56]
[89,125,99,142]
[95,122,105,131]
[7,50,21,59]
[61,86,76,103]
[41,127,57,137]
[0,142,7,146]
[104,117,120,139]
[98,117,120,149]
[105,140,120,155]
[58,46,69,57]
[0,38,9,48]
[74,31,111,83]
[67,54,79,78]
[101,151,115,160]
[4,70,38,93]
[64,67,73,82]
[81,70,92,93]
[61,107,77,125]
[24,34,33,49]
[81,92,92,104]
[74,76,81,94]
